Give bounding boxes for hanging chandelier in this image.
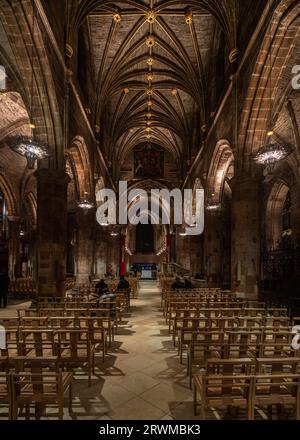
[9,136,50,169]
[254,141,291,167]
[78,192,94,210]
[8,1,50,169]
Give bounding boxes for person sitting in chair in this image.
[171,276,185,291]
[184,276,194,290]
[117,275,130,290]
[98,288,116,318]
[95,279,108,296]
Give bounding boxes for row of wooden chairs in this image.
[0,356,73,419]
[9,279,37,299]
[187,339,300,388]
[1,328,101,386]
[193,358,300,419]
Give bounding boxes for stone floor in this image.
[73,280,197,420]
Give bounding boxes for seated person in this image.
[98,288,116,317]
[95,278,108,296]
[117,275,130,290]
[184,276,194,289]
[171,276,185,291]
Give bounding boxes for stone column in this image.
[106,233,120,277]
[204,210,222,286]
[94,226,108,279]
[176,233,191,271]
[36,169,69,297]
[231,175,261,298]
[75,208,96,285]
[190,235,204,278]
[7,216,21,279]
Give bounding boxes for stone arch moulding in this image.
[68,136,94,199]
[0,173,18,217]
[239,0,300,160]
[207,140,234,205]
[0,0,64,165]
[265,180,290,250]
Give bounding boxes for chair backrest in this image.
[256,357,300,374]
[55,329,91,357]
[206,357,254,375]
[18,329,56,357]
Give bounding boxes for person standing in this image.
[0,272,10,308]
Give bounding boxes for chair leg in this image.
[193,382,197,416]
[88,364,91,387]
[12,402,18,420]
[25,404,30,420]
[58,402,64,420]
[68,384,73,414]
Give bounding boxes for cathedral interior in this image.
[1,0,300,422]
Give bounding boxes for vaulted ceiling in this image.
[71,0,249,183]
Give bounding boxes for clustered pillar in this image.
[231,175,261,298]
[75,208,96,285]
[36,169,69,297]
[7,216,21,279]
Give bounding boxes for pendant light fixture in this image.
[8,0,50,169]
[253,1,291,168]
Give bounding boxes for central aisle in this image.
[73,280,197,420]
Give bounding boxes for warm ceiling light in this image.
[254,142,291,167]
[147,72,154,82]
[28,123,36,129]
[146,10,157,24]
[146,35,156,48]
[147,57,154,66]
[123,88,130,94]
[147,121,152,126]
[146,127,151,132]
[78,192,94,210]
[185,10,193,25]
[267,130,274,137]
[113,13,121,23]
[171,88,178,96]
[148,100,153,107]
[146,112,152,118]
[9,136,50,169]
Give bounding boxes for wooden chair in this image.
[187,341,227,388]
[55,329,95,386]
[75,317,107,362]
[251,373,300,420]
[10,368,73,420]
[193,373,253,419]
[0,372,12,419]
[18,329,56,358]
